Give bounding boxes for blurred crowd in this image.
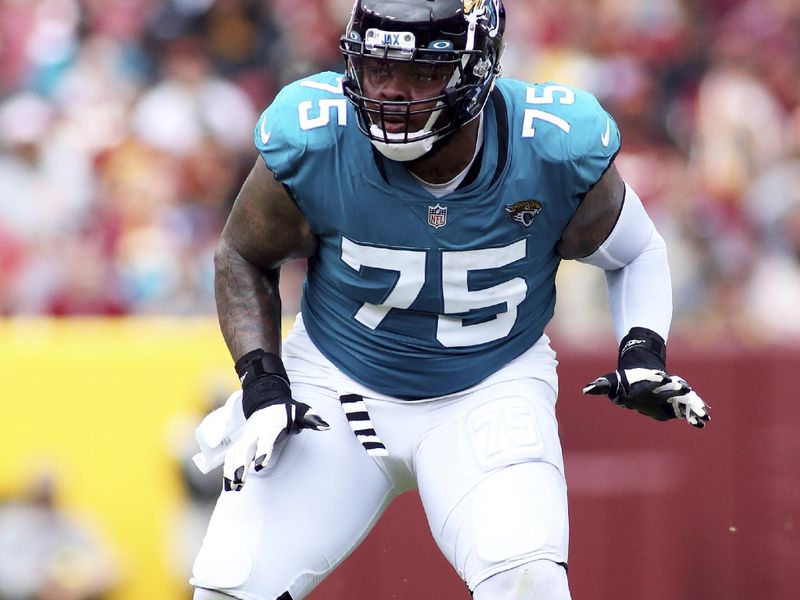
[0,470,119,599]
[1,0,799,345]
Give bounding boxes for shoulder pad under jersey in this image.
[497,78,621,195]
[254,72,349,182]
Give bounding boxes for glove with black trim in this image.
[582,327,710,428]
[223,349,329,491]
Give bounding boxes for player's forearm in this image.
[214,238,283,361]
[577,183,672,342]
[603,232,672,342]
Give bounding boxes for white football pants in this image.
[191,315,570,600]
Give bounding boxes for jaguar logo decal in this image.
[504,200,543,228]
[463,0,484,15]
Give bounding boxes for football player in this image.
[191,1,709,599]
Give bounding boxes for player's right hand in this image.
[225,349,329,492]
[223,394,329,491]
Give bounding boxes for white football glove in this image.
[225,349,329,492]
[223,400,329,491]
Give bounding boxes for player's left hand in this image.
[583,368,709,428]
[582,327,710,428]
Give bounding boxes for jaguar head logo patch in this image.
[504,200,542,228]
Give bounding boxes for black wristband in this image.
[240,375,292,419]
[234,349,291,418]
[234,348,288,387]
[618,327,667,371]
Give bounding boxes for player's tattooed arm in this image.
[556,163,625,260]
[214,158,317,360]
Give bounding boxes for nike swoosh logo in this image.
[259,118,271,146]
[601,118,611,147]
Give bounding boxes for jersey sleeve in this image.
[253,72,346,186]
[500,79,621,198]
[567,89,620,196]
[254,85,301,182]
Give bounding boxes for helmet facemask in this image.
[340,0,505,162]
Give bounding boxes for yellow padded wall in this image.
[0,318,238,600]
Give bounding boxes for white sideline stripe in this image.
[343,400,368,413]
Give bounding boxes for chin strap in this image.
[369,130,438,161]
[368,85,453,162]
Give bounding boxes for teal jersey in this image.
[255,72,620,399]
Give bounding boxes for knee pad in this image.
[472,559,570,600]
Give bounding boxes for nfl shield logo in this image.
[428,204,447,229]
